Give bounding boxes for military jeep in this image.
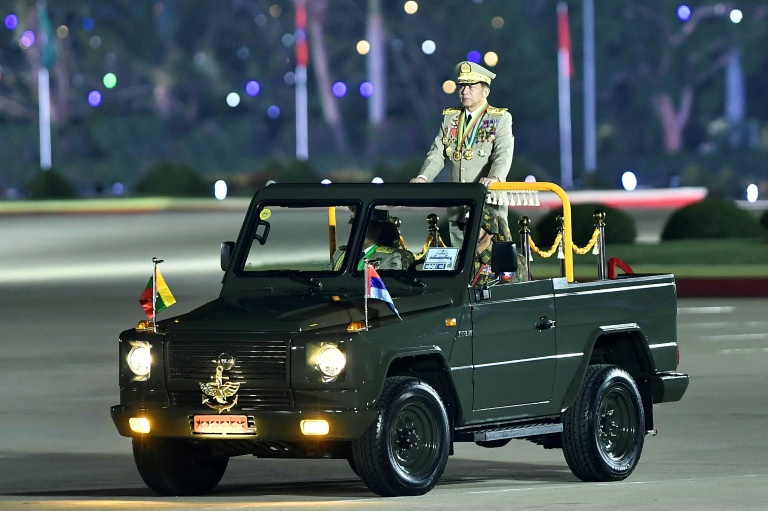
[111,182,688,497]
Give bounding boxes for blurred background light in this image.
[390,38,404,52]
[621,171,638,191]
[356,40,370,55]
[484,51,499,67]
[254,14,267,26]
[20,31,35,49]
[245,80,260,96]
[730,9,743,23]
[5,14,18,30]
[103,73,117,89]
[281,33,294,47]
[525,175,537,183]
[269,5,282,17]
[371,177,384,184]
[111,182,124,195]
[267,105,280,118]
[491,16,504,29]
[82,17,94,32]
[746,184,758,203]
[467,50,481,63]
[87,90,102,107]
[214,180,228,200]
[442,80,456,94]
[404,1,418,14]
[332,81,348,97]
[226,92,241,107]
[421,40,436,55]
[57,25,69,38]
[237,46,250,60]
[284,71,296,85]
[89,35,101,49]
[676,5,691,21]
[321,178,332,185]
[359,81,374,98]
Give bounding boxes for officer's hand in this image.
[479,176,499,187]
[410,177,428,183]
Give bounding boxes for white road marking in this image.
[0,258,220,284]
[701,333,768,342]
[678,306,735,314]
[719,348,768,355]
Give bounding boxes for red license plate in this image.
[193,415,249,434]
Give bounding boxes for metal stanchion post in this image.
[519,216,532,281]
[594,210,606,279]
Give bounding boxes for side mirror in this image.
[220,241,235,272]
[491,241,518,274]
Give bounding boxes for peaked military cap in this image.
[455,61,496,85]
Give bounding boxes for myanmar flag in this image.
[139,267,176,319]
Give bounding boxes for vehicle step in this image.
[455,422,563,442]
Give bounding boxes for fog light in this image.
[301,420,329,436]
[129,417,150,434]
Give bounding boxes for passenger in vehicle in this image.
[471,207,527,286]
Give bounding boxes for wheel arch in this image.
[386,353,461,430]
[562,327,656,431]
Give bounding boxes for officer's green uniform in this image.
[329,244,412,271]
[417,61,514,246]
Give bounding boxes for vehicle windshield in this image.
[240,201,474,275]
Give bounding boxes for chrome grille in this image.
[173,389,292,410]
[166,339,288,384]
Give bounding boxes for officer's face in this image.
[459,83,490,111]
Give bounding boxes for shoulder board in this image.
[443,107,462,115]
[376,246,395,254]
[486,106,508,115]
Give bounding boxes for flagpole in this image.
[151,257,162,332]
[364,260,369,331]
[557,2,574,190]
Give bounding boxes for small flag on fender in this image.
[365,262,401,320]
[139,265,176,319]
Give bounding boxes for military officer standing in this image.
[411,61,514,246]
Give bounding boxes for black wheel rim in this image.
[390,400,440,477]
[597,384,637,462]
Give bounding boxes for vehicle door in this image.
[471,279,556,410]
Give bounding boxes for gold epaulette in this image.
[377,246,396,253]
[486,106,508,115]
[443,107,461,115]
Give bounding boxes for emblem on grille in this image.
[200,353,241,413]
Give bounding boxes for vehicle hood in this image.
[161,290,454,333]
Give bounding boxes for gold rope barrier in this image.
[528,228,600,258]
[528,233,562,258]
[572,228,600,255]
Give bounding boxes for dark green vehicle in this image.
[111,182,689,497]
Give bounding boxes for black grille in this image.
[172,389,293,411]
[166,339,288,384]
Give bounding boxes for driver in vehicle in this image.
[328,210,414,271]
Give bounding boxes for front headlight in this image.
[307,342,347,382]
[127,342,152,379]
[317,345,346,378]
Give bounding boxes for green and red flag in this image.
[139,267,176,319]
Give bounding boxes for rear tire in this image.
[132,437,228,496]
[562,364,645,482]
[352,377,450,496]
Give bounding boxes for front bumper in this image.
[110,404,378,442]
[651,371,689,403]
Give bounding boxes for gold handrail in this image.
[489,181,574,282]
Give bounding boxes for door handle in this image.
[535,316,556,330]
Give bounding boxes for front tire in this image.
[562,364,645,482]
[352,376,450,497]
[132,437,229,496]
